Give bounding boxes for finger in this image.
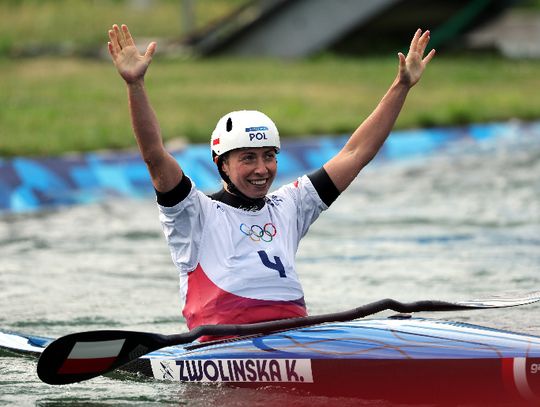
[397,52,406,73]
[417,30,431,54]
[107,41,116,59]
[114,24,125,48]
[144,42,157,59]
[121,24,135,47]
[108,28,120,55]
[409,28,422,52]
[422,48,436,65]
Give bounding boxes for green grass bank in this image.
[2,55,540,157]
[0,0,248,57]
[1,0,540,157]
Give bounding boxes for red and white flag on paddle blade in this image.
[58,339,125,374]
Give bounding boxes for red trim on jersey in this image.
[183,264,307,341]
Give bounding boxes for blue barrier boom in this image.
[0,121,535,213]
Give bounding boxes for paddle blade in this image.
[37,330,169,385]
[453,290,540,309]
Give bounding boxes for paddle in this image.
[37,290,540,385]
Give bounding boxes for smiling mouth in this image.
[249,179,267,186]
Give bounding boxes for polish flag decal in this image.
[58,339,126,374]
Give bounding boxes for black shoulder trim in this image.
[155,175,192,207]
[307,167,340,207]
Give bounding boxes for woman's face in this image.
[222,147,277,198]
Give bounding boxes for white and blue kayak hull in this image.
[2,318,540,405]
[142,318,540,404]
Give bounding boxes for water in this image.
[1,131,539,406]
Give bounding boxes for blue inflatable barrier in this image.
[0,121,537,213]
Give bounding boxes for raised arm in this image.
[324,29,435,193]
[108,24,182,193]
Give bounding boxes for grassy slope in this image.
[0,0,247,55]
[1,1,540,156]
[2,55,540,157]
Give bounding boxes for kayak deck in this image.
[157,317,540,360]
[0,330,51,356]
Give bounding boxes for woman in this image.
[107,24,435,339]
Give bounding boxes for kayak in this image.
[2,316,540,405]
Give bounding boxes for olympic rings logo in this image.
[240,222,277,242]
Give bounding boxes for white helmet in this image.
[210,110,280,157]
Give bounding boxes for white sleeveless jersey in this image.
[157,175,327,329]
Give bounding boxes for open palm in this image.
[398,29,436,88]
[108,24,156,84]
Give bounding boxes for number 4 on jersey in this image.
[257,250,286,278]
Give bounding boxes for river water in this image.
[1,130,539,406]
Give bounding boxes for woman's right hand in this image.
[107,24,156,84]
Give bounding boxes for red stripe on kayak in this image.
[58,357,116,374]
[501,357,517,397]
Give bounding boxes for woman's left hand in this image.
[398,29,436,88]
